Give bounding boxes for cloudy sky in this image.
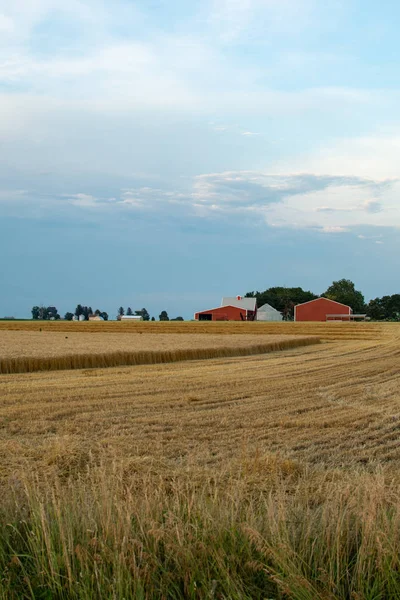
[1,0,399,319]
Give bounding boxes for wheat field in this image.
[0,330,318,373]
[1,321,400,598]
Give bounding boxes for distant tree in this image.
[172,316,184,321]
[38,306,49,320]
[101,312,109,321]
[118,307,125,320]
[135,308,150,321]
[64,312,74,321]
[367,294,400,320]
[94,309,101,316]
[47,306,60,320]
[159,310,169,321]
[75,304,84,318]
[31,306,40,320]
[126,307,133,316]
[151,316,155,321]
[322,279,365,313]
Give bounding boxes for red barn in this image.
[194,296,257,321]
[294,297,352,322]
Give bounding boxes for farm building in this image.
[257,303,283,321]
[120,315,143,321]
[294,297,352,322]
[194,296,257,321]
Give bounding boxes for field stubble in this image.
[1,321,400,598]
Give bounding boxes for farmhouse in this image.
[194,296,257,321]
[257,303,283,322]
[294,297,352,322]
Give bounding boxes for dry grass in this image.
[0,331,318,374]
[1,321,400,598]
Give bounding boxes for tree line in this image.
[31,305,184,321]
[245,279,400,321]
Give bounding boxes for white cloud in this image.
[320,226,348,233]
[66,193,99,207]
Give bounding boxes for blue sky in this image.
[1,0,400,319]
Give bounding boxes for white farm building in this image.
[256,303,283,322]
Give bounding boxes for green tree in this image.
[367,295,400,320]
[159,310,169,321]
[135,308,150,321]
[75,305,84,318]
[126,307,133,316]
[101,312,109,321]
[38,306,49,320]
[118,307,125,318]
[151,316,155,321]
[64,312,74,321]
[47,306,60,320]
[322,279,365,313]
[31,306,40,320]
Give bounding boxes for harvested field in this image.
[1,321,400,599]
[0,331,318,373]
[0,318,386,340]
[0,323,399,478]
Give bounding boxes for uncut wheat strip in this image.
[0,336,319,374]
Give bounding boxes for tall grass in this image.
[0,336,319,374]
[1,465,400,599]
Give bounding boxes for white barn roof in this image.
[258,303,281,314]
[221,297,257,311]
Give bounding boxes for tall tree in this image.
[126,307,133,316]
[322,279,365,313]
[101,312,109,321]
[159,310,169,321]
[118,307,125,317]
[64,312,74,321]
[31,306,40,320]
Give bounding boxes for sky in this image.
[1,0,400,319]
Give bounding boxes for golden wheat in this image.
[0,332,319,373]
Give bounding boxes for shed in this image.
[257,303,283,322]
[294,298,352,322]
[120,315,143,321]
